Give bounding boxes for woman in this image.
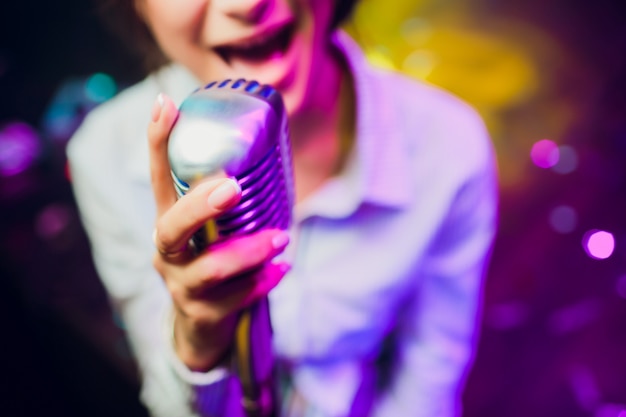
[67,0,498,416]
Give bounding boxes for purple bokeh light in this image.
[616,275,626,299]
[552,145,578,174]
[35,203,72,241]
[549,205,578,234]
[485,302,529,330]
[0,122,41,176]
[568,365,600,412]
[582,230,615,260]
[548,299,601,335]
[531,139,559,169]
[594,404,626,417]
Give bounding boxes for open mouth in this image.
[215,22,296,64]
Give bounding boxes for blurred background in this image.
[1,0,625,416]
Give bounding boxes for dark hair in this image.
[330,0,359,29]
[98,0,359,74]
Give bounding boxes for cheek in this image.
[141,0,206,54]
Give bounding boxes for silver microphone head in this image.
[168,78,294,248]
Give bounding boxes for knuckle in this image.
[205,259,227,282]
[188,203,208,226]
[177,193,210,228]
[196,247,236,283]
[184,303,219,326]
[249,234,274,262]
[154,219,174,248]
[167,281,187,305]
[147,129,160,150]
[152,253,162,271]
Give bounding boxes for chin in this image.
[283,94,301,118]
[279,78,307,119]
[278,68,311,117]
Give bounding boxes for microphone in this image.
[168,78,294,417]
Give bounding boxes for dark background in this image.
[1,0,626,416]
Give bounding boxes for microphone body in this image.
[168,79,294,417]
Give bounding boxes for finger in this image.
[154,178,242,256]
[147,93,179,217]
[193,262,291,316]
[152,229,193,265]
[184,229,290,290]
[239,262,290,307]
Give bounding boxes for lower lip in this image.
[227,32,301,91]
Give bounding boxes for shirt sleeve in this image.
[372,115,498,417]
[66,107,245,417]
[160,308,245,417]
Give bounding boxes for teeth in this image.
[216,23,293,63]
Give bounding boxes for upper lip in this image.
[213,19,295,53]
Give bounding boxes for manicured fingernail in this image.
[277,262,291,274]
[272,232,290,250]
[207,179,241,209]
[151,93,164,123]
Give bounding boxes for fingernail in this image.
[272,232,290,250]
[151,93,164,123]
[207,179,241,209]
[276,262,291,274]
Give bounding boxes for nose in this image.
[214,0,273,24]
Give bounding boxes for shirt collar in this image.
[295,31,413,221]
[154,63,201,107]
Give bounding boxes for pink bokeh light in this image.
[530,139,559,169]
[582,230,615,260]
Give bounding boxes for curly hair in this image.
[98,0,359,74]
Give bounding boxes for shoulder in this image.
[66,64,198,167]
[366,71,498,234]
[337,32,492,173]
[377,69,489,159]
[66,73,157,168]
[351,61,494,190]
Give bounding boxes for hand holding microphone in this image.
[148,80,293,416]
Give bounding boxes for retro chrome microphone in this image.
[168,79,294,417]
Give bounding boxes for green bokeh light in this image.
[85,72,117,103]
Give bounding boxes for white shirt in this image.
[67,32,497,417]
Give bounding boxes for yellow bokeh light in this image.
[344,0,577,187]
